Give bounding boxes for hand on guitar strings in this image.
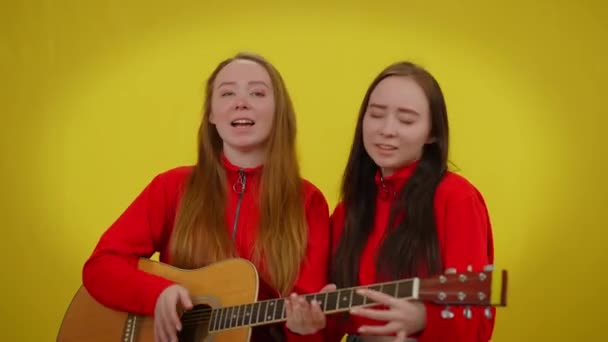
[349,288,426,342]
[154,284,194,342]
[285,283,337,335]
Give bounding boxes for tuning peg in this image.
[441,306,454,319]
[467,265,473,272]
[484,307,493,319]
[463,306,473,319]
[445,268,457,274]
[483,265,495,272]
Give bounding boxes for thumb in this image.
[320,283,337,293]
[179,288,193,310]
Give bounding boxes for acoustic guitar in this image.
[57,258,507,341]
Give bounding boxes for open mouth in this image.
[231,119,255,127]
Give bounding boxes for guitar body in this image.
[57,258,259,342]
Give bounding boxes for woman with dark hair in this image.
[288,61,496,341]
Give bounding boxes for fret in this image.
[222,306,230,330]
[368,284,382,292]
[326,291,339,311]
[365,284,382,307]
[259,301,268,324]
[216,307,223,330]
[217,309,224,331]
[251,302,260,325]
[274,299,285,321]
[315,292,328,311]
[337,289,352,309]
[217,308,225,330]
[244,303,253,326]
[351,287,365,307]
[248,303,256,326]
[239,305,245,327]
[229,305,239,328]
[396,280,413,299]
[209,309,217,332]
[267,300,277,322]
[383,283,397,298]
[238,304,249,327]
[304,294,316,304]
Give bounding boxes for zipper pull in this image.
[232,169,247,194]
[378,175,395,200]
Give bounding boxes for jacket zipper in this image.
[232,169,246,240]
[379,175,396,201]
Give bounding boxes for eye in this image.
[251,90,266,97]
[399,119,415,125]
[368,111,384,118]
[397,114,417,125]
[220,91,235,97]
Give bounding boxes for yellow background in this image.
[1,0,607,341]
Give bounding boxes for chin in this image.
[373,158,414,175]
[226,138,266,151]
[369,154,394,167]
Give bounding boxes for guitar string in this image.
[178,290,488,327]
[179,290,485,324]
[180,286,413,324]
[180,277,454,325]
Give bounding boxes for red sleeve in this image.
[416,190,496,342]
[283,183,332,342]
[82,172,177,316]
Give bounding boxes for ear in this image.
[209,112,216,124]
[426,135,436,144]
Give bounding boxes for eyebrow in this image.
[369,103,420,116]
[216,80,271,88]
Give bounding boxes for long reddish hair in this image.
[169,53,307,295]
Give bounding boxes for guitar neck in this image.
[204,278,419,332]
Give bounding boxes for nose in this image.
[234,96,250,111]
[379,114,397,137]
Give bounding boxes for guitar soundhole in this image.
[178,303,212,342]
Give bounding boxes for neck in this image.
[381,167,395,177]
[380,158,420,178]
[181,277,419,333]
[223,144,266,169]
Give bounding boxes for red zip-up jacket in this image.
[324,161,496,341]
[82,155,331,341]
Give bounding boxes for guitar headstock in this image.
[418,265,507,319]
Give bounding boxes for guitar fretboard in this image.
[203,278,417,332]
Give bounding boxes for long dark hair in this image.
[331,61,450,287]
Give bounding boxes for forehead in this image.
[214,59,272,85]
[369,76,429,112]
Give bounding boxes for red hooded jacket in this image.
[324,161,496,341]
[82,155,331,341]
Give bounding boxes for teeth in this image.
[231,119,254,126]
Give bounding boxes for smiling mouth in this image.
[231,119,255,127]
[376,144,397,151]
